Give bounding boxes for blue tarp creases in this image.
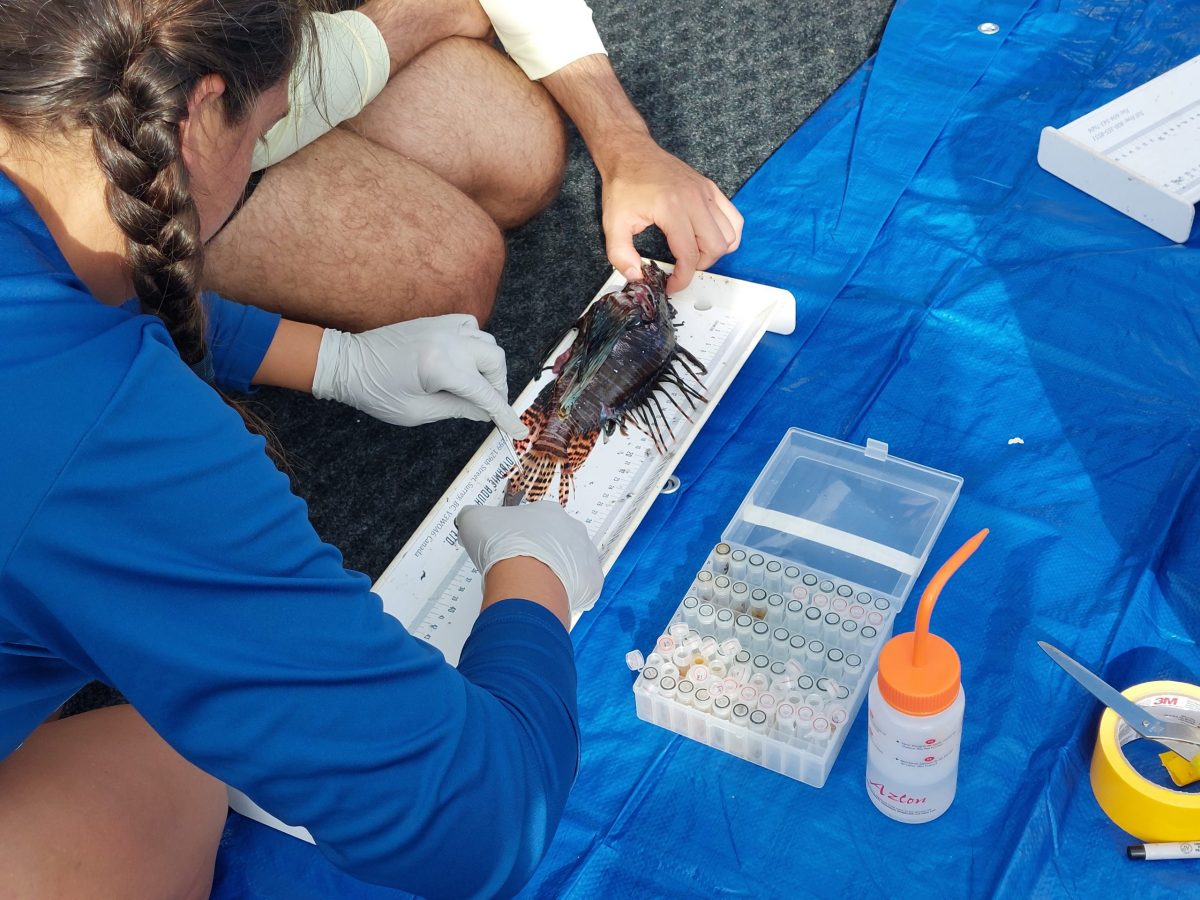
[213,1,1200,896]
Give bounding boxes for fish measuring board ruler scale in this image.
[229,263,794,841]
[375,262,795,665]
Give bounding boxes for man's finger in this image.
[661,212,701,293]
[690,204,732,272]
[604,216,648,283]
[712,191,744,252]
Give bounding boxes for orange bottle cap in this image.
[877,528,988,716]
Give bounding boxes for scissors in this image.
[1038,641,1200,781]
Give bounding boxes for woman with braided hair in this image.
[0,1,603,897]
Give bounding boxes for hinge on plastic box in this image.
[865,438,888,461]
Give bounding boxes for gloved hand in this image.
[455,501,605,616]
[311,315,528,436]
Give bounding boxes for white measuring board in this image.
[374,263,794,664]
[228,263,795,840]
[1038,54,1200,241]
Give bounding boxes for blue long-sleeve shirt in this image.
[0,172,579,898]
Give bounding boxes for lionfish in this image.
[504,262,707,506]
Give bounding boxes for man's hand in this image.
[601,137,743,294]
[311,315,528,436]
[542,54,743,294]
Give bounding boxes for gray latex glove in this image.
[455,501,605,616]
[311,315,528,436]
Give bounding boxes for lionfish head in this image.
[639,261,668,293]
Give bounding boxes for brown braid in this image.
[87,42,207,363]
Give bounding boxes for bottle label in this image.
[868,708,960,769]
[865,775,942,820]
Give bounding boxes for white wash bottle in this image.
[866,529,988,823]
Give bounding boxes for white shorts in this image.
[252,10,391,172]
[252,2,607,172]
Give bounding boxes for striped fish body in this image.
[504,262,706,506]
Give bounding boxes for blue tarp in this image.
[214,0,1200,896]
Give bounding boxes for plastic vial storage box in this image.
[630,428,963,787]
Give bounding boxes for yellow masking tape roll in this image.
[1090,680,1200,841]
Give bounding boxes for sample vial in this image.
[783,566,802,585]
[734,614,753,643]
[786,599,806,626]
[712,542,732,575]
[713,694,733,719]
[697,603,716,630]
[682,595,700,628]
[658,675,678,699]
[802,573,818,587]
[751,620,771,651]
[788,634,806,659]
[747,553,766,584]
[715,607,735,639]
[713,575,732,604]
[772,627,791,652]
[695,570,714,601]
[836,583,854,598]
[731,702,751,727]
[766,593,787,625]
[840,618,860,647]
[731,581,750,613]
[818,580,834,594]
[672,647,692,677]
[791,585,809,602]
[764,560,783,591]
[729,549,748,581]
[676,678,696,706]
[694,688,713,714]
[812,593,830,610]
[750,590,769,620]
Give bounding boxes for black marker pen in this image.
[1127,841,1200,860]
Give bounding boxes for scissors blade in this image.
[1038,642,1174,740]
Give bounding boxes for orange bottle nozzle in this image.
[912,529,989,667]
[877,528,989,716]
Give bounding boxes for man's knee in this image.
[448,206,506,324]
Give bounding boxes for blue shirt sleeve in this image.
[3,324,577,899]
[200,291,280,393]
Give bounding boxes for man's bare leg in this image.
[205,38,566,330]
[0,705,228,900]
[205,127,507,330]
[345,37,567,230]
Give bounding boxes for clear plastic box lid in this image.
[721,428,962,609]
